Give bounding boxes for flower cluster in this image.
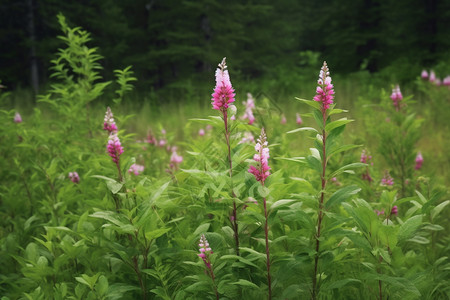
[313,61,335,111]
[241,93,255,125]
[248,128,270,184]
[422,69,450,86]
[14,112,22,123]
[68,172,80,184]
[211,57,235,111]
[381,171,394,186]
[198,234,213,272]
[103,107,118,133]
[128,163,144,175]
[415,152,423,170]
[360,150,373,182]
[280,114,287,124]
[390,85,403,111]
[107,133,124,164]
[238,131,255,144]
[374,206,398,217]
[296,113,303,125]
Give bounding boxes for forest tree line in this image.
[1,0,449,93]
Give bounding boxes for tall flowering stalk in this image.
[390,85,403,111]
[198,234,219,300]
[103,107,118,133]
[211,57,240,255]
[107,133,124,181]
[312,61,334,300]
[248,128,272,299]
[415,152,423,170]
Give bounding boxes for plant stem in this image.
[116,161,123,182]
[223,110,240,256]
[312,111,328,300]
[263,194,272,300]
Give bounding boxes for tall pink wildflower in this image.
[248,128,270,184]
[313,61,335,111]
[429,70,436,83]
[211,58,235,111]
[107,133,124,164]
[242,93,256,125]
[14,112,22,123]
[296,113,303,125]
[421,70,429,79]
[68,172,80,184]
[390,85,403,111]
[103,107,118,133]
[415,152,423,170]
[381,171,394,186]
[443,76,450,86]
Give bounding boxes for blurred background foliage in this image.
[1,0,449,96]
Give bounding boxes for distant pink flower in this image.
[421,70,429,79]
[280,114,287,124]
[296,113,303,125]
[198,129,205,136]
[128,164,144,175]
[415,152,423,170]
[239,131,255,144]
[14,112,22,123]
[313,61,335,111]
[374,209,385,216]
[390,85,403,111]
[242,93,256,125]
[146,131,157,145]
[103,107,118,133]
[198,234,214,277]
[206,125,213,131]
[68,172,80,184]
[429,70,436,83]
[107,133,124,164]
[158,139,167,147]
[435,78,442,86]
[443,76,450,86]
[248,128,270,184]
[211,57,235,111]
[381,171,394,186]
[361,150,373,182]
[391,205,398,215]
[170,151,183,164]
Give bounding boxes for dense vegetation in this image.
[1,10,449,300]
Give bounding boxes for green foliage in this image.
[1,17,449,300]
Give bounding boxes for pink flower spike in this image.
[443,76,450,86]
[280,114,287,124]
[248,128,270,184]
[242,93,256,125]
[170,150,183,164]
[429,70,436,83]
[313,61,335,111]
[421,70,429,79]
[391,205,398,215]
[107,133,124,164]
[14,112,22,123]
[128,163,144,175]
[296,113,303,125]
[103,107,118,133]
[198,129,205,136]
[211,57,236,111]
[381,171,394,186]
[415,152,423,170]
[390,85,403,111]
[198,234,214,276]
[374,209,385,216]
[68,172,80,184]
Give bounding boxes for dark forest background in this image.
[1,0,449,95]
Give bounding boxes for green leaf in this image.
[231,279,259,289]
[325,118,354,132]
[328,109,348,116]
[295,97,320,110]
[274,157,306,164]
[287,127,318,134]
[328,144,361,158]
[329,163,366,178]
[257,185,270,198]
[397,215,422,244]
[325,185,361,208]
[431,200,449,219]
[324,278,361,290]
[145,228,171,240]
[270,199,296,210]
